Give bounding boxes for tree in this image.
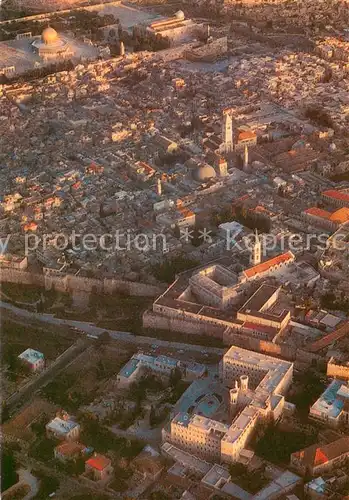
[33,473,59,499]
[228,462,247,478]
[1,448,18,492]
[169,367,182,387]
[1,404,10,424]
[96,330,111,348]
[150,492,171,500]
[149,405,156,427]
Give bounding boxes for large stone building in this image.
[32,27,73,61]
[146,252,295,339]
[116,352,205,388]
[139,11,205,46]
[165,345,293,463]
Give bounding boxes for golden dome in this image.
[42,27,59,45]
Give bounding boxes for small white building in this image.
[309,379,349,428]
[46,412,80,441]
[18,348,45,372]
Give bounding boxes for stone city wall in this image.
[185,37,228,62]
[0,0,123,26]
[143,310,225,338]
[0,268,164,297]
[155,42,199,63]
[223,328,296,360]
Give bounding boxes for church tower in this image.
[221,110,233,153]
[250,230,261,266]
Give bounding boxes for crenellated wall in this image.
[0,268,164,297]
[143,309,225,338]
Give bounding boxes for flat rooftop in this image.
[18,348,44,364]
[240,284,279,312]
[162,442,211,475]
[46,416,79,434]
[224,345,292,394]
[310,379,349,419]
[173,412,229,435]
[119,357,140,378]
[202,464,230,486]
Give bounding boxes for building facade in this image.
[166,346,293,464]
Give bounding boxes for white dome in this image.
[175,10,185,20]
[194,165,216,182]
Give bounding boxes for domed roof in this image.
[194,164,216,182]
[175,10,185,20]
[42,27,59,45]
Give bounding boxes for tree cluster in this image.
[305,106,334,128]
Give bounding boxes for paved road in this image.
[5,338,88,412]
[1,300,226,355]
[17,456,111,499]
[17,469,39,500]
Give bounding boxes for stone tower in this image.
[250,230,261,266]
[221,110,233,154]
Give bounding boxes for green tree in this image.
[1,447,18,492]
[149,405,156,427]
[169,367,182,387]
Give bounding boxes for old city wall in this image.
[0,0,123,26]
[156,42,199,62]
[143,310,225,339]
[223,328,296,360]
[0,268,164,297]
[0,268,45,287]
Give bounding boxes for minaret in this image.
[243,145,249,170]
[250,229,261,266]
[229,387,239,419]
[240,375,249,391]
[156,178,162,196]
[217,157,228,177]
[221,110,233,153]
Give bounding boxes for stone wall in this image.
[0,0,123,26]
[0,268,164,297]
[143,310,225,338]
[223,328,296,360]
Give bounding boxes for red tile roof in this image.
[292,437,349,469]
[242,322,278,335]
[314,448,328,466]
[329,207,349,224]
[177,207,195,218]
[237,129,257,141]
[308,321,349,353]
[86,454,111,471]
[243,251,294,279]
[304,207,332,219]
[323,189,349,203]
[55,442,86,457]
